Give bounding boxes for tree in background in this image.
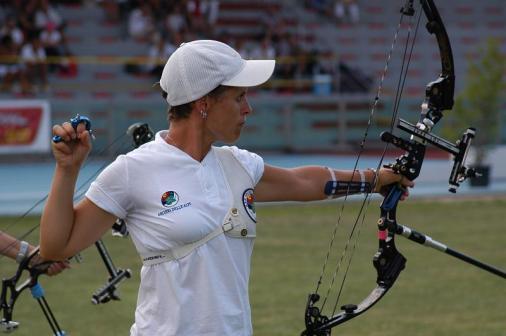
[443,38,505,169]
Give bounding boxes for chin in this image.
[222,133,241,145]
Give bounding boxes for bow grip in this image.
[52,114,92,143]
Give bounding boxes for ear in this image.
[194,97,209,112]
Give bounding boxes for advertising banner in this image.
[0,100,51,154]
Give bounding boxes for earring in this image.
[200,110,207,119]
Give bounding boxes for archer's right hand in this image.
[51,121,92,170]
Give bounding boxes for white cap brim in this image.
[222,60,275,87]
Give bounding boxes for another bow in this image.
[1,248,66,335]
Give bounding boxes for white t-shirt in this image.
[86,131,264,336]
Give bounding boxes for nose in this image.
[242,97,252,116]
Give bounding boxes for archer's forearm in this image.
[40,165,79,260]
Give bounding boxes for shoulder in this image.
[215,145,263,166]
[215,145,265,184]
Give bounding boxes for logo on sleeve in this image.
[242,188,256,223]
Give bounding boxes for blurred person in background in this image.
[0,17,24,51]
[20,33,48,92]
[128,2,155,42]
[145,32,176,78]
[33,0,64,31]
[0,35,30,93]
[40,21,64,72]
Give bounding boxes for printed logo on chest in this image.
[158,190,191,216]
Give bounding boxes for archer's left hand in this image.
[374,167,415,200]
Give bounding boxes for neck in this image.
[165,119,213,162]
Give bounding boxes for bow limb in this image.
[421,0,455,116]
[302,186,406,336]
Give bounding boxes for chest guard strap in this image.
[140,147,257,266]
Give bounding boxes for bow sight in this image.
[381,118,478,193]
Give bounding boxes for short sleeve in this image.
[85,155,131,219]
[226,146,264,185]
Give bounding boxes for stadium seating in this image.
[1,0,504,154]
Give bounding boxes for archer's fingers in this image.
[45,261,70,276]
[400,188,410,201]
[75,122,88,137]
[52,123,74,143]
[61,121,78,140]
[399,175,415,189]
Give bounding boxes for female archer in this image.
[40,39,413,335]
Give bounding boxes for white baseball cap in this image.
[159,40,275,106]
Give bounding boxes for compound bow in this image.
[302,1,505,335]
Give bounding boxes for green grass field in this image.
[1,198,505,336]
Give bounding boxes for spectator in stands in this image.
[235,38,252,60]
[0,35,29,93]
[145,32,176,78]
[0,17,24,51]
[186,0,219,37]
[206,0,220,27]
[40,21,63,72]
[0,231,69,276]
[165,2,188,35]
[41,39,412,336]
[185,0,207,36]
[20,34,48,92]
[4,1,38,38]
[128,3,155,42]
[34,0,64,31]
[274,32,299,83]
[250,35,276,60]
[334,0,360,24]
